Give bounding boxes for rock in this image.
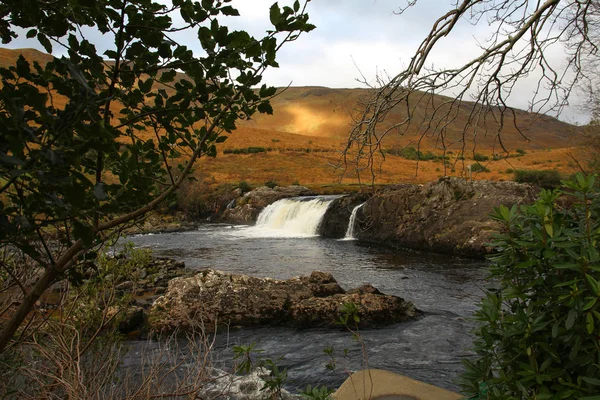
[355,178,536,257]
[148,269,417,332]
[319,193,371,238]
[220,185,316,224]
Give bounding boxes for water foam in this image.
[226,196,339,239]
[342,202,365,240]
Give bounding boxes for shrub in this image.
[516,148,527,156]
[473,153,489,162]
[238,181,251,194]
[470,163,490,173]
[264,180,278,189]
[513,169,562,188]
[461,174,600,399]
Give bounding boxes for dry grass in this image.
[0,47,586,189]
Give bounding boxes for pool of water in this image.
[125,223,487,392]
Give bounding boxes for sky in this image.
[4,0,591,124]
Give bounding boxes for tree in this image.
[461,174,600,398]
[0,0,314,352]
[341,0,600,181]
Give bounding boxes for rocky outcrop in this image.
[355,178,537,257]
[319,193,370,238]
[148,269,418,332]
[221,185,316,224]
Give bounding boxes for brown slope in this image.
[243,86,582,152]
[0,47,587,187]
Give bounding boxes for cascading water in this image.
[343,202,365,240]
[255,196,339,236]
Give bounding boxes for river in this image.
[127,208,487,393]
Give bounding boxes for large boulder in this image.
[319,193,371,238]
[355,178,537,257]
[221,185,316,224]
[148,269,418,332]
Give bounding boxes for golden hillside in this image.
[0,47,588,188]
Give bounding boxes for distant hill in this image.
[1,48,580,151]
[0,47,587,187]
[244,86,581,151]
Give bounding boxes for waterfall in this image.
[344,203,365,240]
[255,196,338,236]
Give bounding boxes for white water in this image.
[343,202,365,240]
[246,196,337,238]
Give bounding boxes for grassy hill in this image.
[0,47,589,189]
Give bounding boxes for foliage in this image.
[0,0,314,351]
[473,153,489,162]
[223,146,272,154]
[385,146,444,161]
[233,343,264,374]
[261,358,288,398]
[301,385,334,400]
[461,173,600,399]
[470,163,490,173]
[264,180,279,189]
[238,181,252,194]
[514,169,562,189]
[516,148,527,156]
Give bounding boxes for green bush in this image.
[473,153,489,162]
[224,147,268,155]
[385,146,443,161]
[238,181,251,194]
[470,163,490,173]
[264,180,278,189]
[514,169,562,188]
[461,174,600,399]
[516,148,527,156]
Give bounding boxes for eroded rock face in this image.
[355,178,537,257]
[319,193,371,238]
[221,185,316,224]
[149,269,418,332]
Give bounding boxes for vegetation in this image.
[341,0,599,183]
[514,169,562,189]
[461,173,600,399]
[470,163,490,173]
[0,0,314,352]
[224,146,272,155]
[473,153,489,162]
[264,180,279,189]
[385,146,446,161]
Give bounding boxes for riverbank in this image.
[156,178,536,258]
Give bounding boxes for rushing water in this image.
[127,221,487,393]
[343,203,364,240]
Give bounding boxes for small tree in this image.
[461,173,600,399]
[0,0,314,352]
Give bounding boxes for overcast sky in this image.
[4,0,590,123]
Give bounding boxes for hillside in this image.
[0,47,588,188]
[244,86,580,151]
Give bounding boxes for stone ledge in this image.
[333,369,462,400]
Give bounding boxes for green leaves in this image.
[462,174,600,399]
[0,0,314,349]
